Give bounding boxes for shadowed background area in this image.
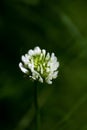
[0,0,87,130]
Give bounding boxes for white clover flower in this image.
[19,46,59,84]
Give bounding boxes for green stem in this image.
[34,81,40,130]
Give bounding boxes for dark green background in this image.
[0,0,87,130]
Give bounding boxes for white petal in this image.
[46,67,50,72]
[51,53,55,57]
[46,79,52,84]
[25,54,30,59]
[39,76,43,83]
[29,75,36,80]
[46,52,50,60]
[53,62,59,70]
[32,70,39,79]
[19,62,28,73]
[51,53,57,62]
[57,61,60,68]
[28,49,34,56]
[49,61,59,72]
[34,46,41,55]
[28,63,34,72]
[21,55,28,64]
[42,49,46,56]
[52,71,58,79]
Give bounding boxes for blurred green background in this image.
[0,0,87,130]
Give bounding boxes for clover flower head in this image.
[19,46,59,84]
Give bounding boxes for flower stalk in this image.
[34,81,40,130]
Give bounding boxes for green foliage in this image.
[0,0,87,130]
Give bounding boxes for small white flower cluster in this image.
[19,46,59,84]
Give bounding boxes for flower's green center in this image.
[32,54,50,78]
